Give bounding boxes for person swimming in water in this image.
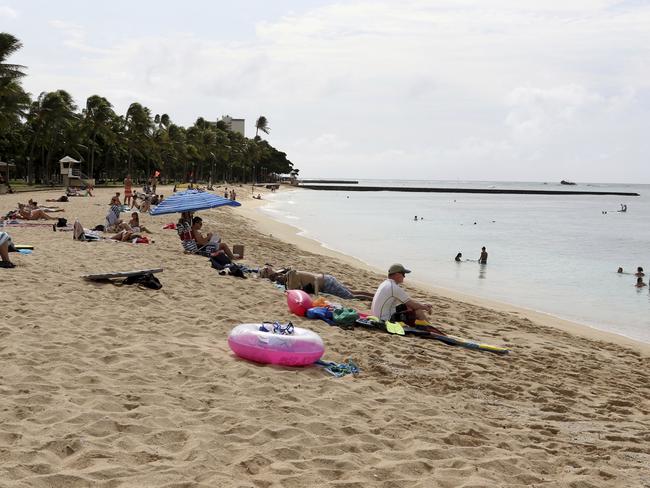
[635,276,646,288]
[635,267,645,277]
[455,252,462,262]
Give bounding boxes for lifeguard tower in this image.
[60,156,94,187]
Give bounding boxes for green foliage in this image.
[0,32,296,185]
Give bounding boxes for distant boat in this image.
[560,180,576,185]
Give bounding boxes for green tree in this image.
[82,95,115,177]
[255,115,270,138]
[0,33,29,133]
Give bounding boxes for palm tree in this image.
[255,116,270,138]
[0,33,26,81]
[0,33,29,134]
[82,95,115,177]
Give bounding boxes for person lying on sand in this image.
[191,216,237,259]
[46,195,69,203]
[0,231,16,268]
[260,266,374,300]
[27,199,65,212]
[16,204,57,220]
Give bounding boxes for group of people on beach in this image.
[256,262,432,324]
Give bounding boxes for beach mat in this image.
[356,318,509,355]
[82,268,163,281]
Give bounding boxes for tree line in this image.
[0,32,297,185]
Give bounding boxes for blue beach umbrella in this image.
[149,190,241,215]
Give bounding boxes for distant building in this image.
[221,115,245,137]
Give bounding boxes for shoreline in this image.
[242,186,650,355]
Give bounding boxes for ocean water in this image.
[260,180,650,343]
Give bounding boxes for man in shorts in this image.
[371,263,432,324]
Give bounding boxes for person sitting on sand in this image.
[105,196,128,232]
[261,266,374,300]
[634,267,644,277]
[371,263,432,323]
[16,203,57,220]
[191,216,236,259]
[128,212,151,233]
[177,211,201,253]
[455,252,463,262]
[0,231,16,268]
[635,276,646,288]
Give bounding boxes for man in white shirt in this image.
[371,263,432,323]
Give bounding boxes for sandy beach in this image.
[1,185,648,487]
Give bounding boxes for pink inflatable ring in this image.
[228,323,325,366]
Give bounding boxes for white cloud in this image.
[49,19,109,54]
[0,5,18,18]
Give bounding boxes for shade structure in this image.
[149,190,241,215]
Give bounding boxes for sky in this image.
[2,0,650,183]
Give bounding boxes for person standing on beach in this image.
[124,175,133,207]
[371,263,432,323]
[479,246,488,264]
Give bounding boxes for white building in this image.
[220,115,245,137]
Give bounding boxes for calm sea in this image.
[260,180,650,343]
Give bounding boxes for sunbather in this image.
[16,204,57,220]
[260,266,374,300]
[46,195,69,203]
[28,199,65,212]
[0,231,16,268]
[191,216,236,259]
[128,212,151,233]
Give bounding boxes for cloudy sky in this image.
[2,0,649,183]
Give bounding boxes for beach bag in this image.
[56,217,68,228]
[306,306,334,324]
[122,273,162,290]
[210,252,232,270]
[233,244,244,259]
[333,308,359,327]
